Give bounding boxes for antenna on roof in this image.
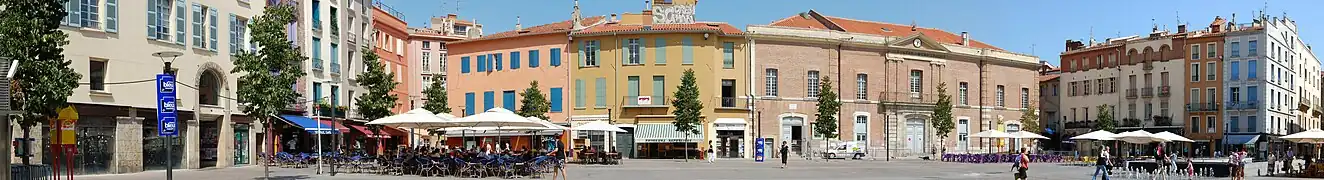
[1089,26,1094,45]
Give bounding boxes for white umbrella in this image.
[1281,129,1324,143]
[1070,130,1118,141]
[1152,131,1194,142]
[528,117,569,130]
[572,121,627,132]
[1009,131,1050,139]
[451,107,544,128]
[367,108,456,128]
[970,129,1014,138]
[1114,130,1168,144]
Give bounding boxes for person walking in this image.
[1269,152,1277,176]
[1094,146,1110,180]
[780,142,789,169]
[1015,148,1030,180]
[706,147,716,163]
[550,140,568,180]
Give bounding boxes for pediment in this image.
[889,33,950,52]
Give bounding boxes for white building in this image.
[1222,14,1321,157]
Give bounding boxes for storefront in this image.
[233,124,251,165]
[143,113,188,171]
[42,115,118,175]
[275,115,342,154]
[713,118,747,158]
[635,123,705,159]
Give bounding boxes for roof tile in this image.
[770,13,1003,50]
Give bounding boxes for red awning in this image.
[315,119,351,133]
[349,125,391,138]
[381,127,409,137]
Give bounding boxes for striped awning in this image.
[636,123,704,143]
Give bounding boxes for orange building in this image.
[372,5,411,113]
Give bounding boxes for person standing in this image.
[1269,152,1278,176]
[1094,146,1110,180]
[780,142,790,169]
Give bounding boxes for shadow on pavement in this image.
[252,175,311,180]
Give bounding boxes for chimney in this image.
[961,32,969,46]
[1065,39,1084,51]
[1177,24,1187,33]
[447,13,458,20]
[611,14,618,22]
[515,16,522,31]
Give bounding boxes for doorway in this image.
[906,118,926,156]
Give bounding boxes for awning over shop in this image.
[713,118,747,131]
[278,115,339,134]
[316,119,350,133]
[636,123,704,143]
[1224,135,1261,145]
[349,124,391,138]
[381,126,409,137]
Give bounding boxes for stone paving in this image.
[66,158,1301,180]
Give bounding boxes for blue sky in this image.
[383,0,1323,65]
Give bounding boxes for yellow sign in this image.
[55,106,78,145]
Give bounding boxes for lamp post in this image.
[153,51,183,180]
[325,80,343,176]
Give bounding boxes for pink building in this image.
[408,14,482,109]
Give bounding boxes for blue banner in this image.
[157,74,178,137]
[755,138,765,162]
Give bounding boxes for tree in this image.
[355,46,400,154]
[1019,106,1040,134]
[231,4,303,178]
[671,69,703,161]
[0,0,80,166]
[421,78,450,114]
[517,81,550,120]
[812,76,840,160]
[930,82,954,155]
[1094,105,1115,132]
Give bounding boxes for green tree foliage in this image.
[1020,106,1040,134]
[517,81,550,120]
[813,77,840,140]
[931,82,955,154]
[1094,105,1115,132]
[354,47,399,120]
[421,78,450,114]
[671,69,703,160]
[1,0,80,127]
[229,4,303,177]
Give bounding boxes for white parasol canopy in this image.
[1069,130,1118,141]
[451,107,544,128]
[1113,130,1168,144]
[1009,131,1050,139]
[1152,131,1194,142]
[970,129,1014,138]
[527,117,569,130]
[366,108,456,128]
[1281,129,1324,143]
[572,121,627,132]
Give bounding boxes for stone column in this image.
[216,114,234,167]
[113,116,144,173]
[184,117,200,169]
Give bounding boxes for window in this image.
[503,91,516,109]
[1190,63,1200,82]
[493,53,503,71]
[74,0,102,28]
[465,93,475,115]
[229,14,248,54]
[1191,117,1200,133]
[529,50,540,68]
[550,48,562,66]
[583,41,599,67]
[653,76,665,98]
[1249,40,1258,56]
[461,56,471,73]
[655,38,667,64]
[422,52,430,72]
[330,43,339,73]
[1207,43,1217,58]
[594,78,607,107]
[764,69,778,96]
[477,55,487,72]
[682,37,694,64]
[1248,86,1259,104]
[1068,82,1076,96]
[510,51,520,69]
[1230,87,1241,102]
[1207,88,1217,106]
[1230,116,1240,132]
[1247,116,1256,132]
[423,41,431,49]
[1190,89,1200,104]
[855,133,866,142]
[311,0,321,30]
[1127,103,1136,119]
[1207,62,1216,80]
[1248,60,1258,79]
[1231,42,1241,57]
[1021,88,1030,108]
[574,79,585,108]
[483,91,494,112]
[723,42,736,69]
[1082,80,1090,95]
[626,38,641,65]
[959,82,969,105]
[626,76,640,98]
[1206,116,1216,133]
[89,59,107,91]
[311,37,322,70]
[550,88,563,112]
[1191,44,1201,59]
[807,71,820,98]
[996,85,1005,107]
[1096,55,1102,68]
[312,82,322,104]
[146,0,182,43]
[909,70,922,96]
[856,74,867,99]
[1230,61,1240,80]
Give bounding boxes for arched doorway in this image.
[197,68,226,167]
[779,114,806,156]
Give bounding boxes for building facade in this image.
[750,10,1039,158]
[1037,63,1063,149]
[406,14,481,110]
[1183,19,1227,156]
[1223,14,1323,157]
[27,0,266,175]
[1058,38,1128,143]
[368,3,409,113]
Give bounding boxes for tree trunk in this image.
[684,133,689,162]
[263,117,271,179]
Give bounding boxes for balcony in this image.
[312,59,324,71]
[1158,86,1171,97]
[1140,87,1154,98]
[1143,62,1155,70]
[1153,116,1174,126]
[1126,88,1138,99]
[1186,103,1220,112]
[1122,118,1142,127]
[715,97,750,110]
[285,97,308,112]
[1225,101,1259,110]
[1065,121,1096,129]
[621,96,667,107]
[330,63,341,74]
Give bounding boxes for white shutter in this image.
[146,0,158,39]
[191,3,202,47]
[208,7,218,51]
[174,0,186,44]
[105,0,118,32]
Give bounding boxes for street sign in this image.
[157,74,178,137]
[754,138,765,162]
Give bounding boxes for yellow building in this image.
[567,0,751,159]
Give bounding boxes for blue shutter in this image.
[595,77,606,107]
[191,4,202,47]
[461,57,471,73]
[578,41,586,67]
[621,40,628,65]
[147,0,158,39]
[483,91,495,112]
[510,51,520,69]
[175,0,186,44]
[229,14,238,54]
[526,49,537,67]
[494,53,503,71]
[682,37,693,64]
[63,0,77,26]
[105,0,118,32]
[574,79,585,108]
[503,91,516,109]
[477,55,486,72]
[655,38,666,64]
[465,93,476,115]
[208,8,219,51]
[640,39,648,64]
[550,48,562,66]
[550,88,563,112]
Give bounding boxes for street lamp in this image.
[152,51,182,180]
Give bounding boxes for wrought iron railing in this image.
[1126,88,1138,99]
[715,97,747,109]
[621,96,668,107]
[1158,86,1171,97]
[1140,87,1154,97]
[1186,103,1220,112]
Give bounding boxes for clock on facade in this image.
[913,40,922,48]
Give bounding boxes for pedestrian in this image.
[780,142,789,169]
[706,147,715,163]
[550,140,568,180]
[1094,146,1110,180]
[1269,152,1277,175]
[1015,148,1029,180]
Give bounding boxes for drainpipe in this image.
[748,36,758,159]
